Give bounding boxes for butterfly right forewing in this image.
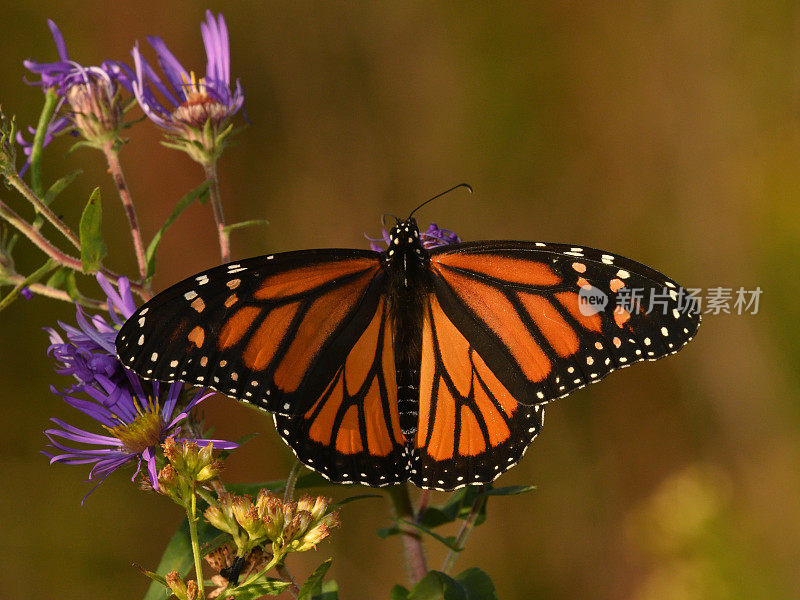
[116,249,385,416]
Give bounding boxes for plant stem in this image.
[283,461,302,503]
[386,484,428,584]
[0,195,150,300]
[101,142,148,283]
[6,172,80,249]
[187,492,206,600]
[441,493,487,575]
[276,563,300,598]
[30,89,58,197]
[2,272,107,310]
[202,160,230,263]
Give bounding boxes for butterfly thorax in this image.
[383,218,430,438]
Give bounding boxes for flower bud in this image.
[165,571,196,600]
[63,69,123,146]
[204,493,240,537]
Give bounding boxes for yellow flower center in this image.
[105,400,163,454]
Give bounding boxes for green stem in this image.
[283,461,302,503]
[202,160,231,263]
[386,484,428,584]
[187,492,206,600]
[7,172,80,249]
[441,493,487,575]
[30,89,58,197]
[101,142,148,285]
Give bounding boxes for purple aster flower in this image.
[115,10,244,163]
[45,377,236,502]
[367,222,461,251]
[44,273,236,501]
[18,20,126,172]
[46,274,136,392]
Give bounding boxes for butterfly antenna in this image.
[408,183,473,219]
[382,213,401,230]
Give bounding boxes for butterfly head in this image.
[383,217,426,266]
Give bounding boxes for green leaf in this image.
[222,219,270,234]
[144,182,210,279]
[45,267,68,290]
[298,558,332,600]
[65,271,81,301]
[142,516,222,600]
[454,568,498,600]
[231,578,291,599]
[43,169,82,207]
[315,580,339,600]
[408,571,467,600]
[391,585,411,600]
[479,485,536,497]
[78,188,106,272]
[418,487,482,530]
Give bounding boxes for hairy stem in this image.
[30,89,58,197]
[202,160,230,263]
[386,484,428,584]
[187,493,206,600]
[101,142,148,283]
[0,195,149,299]
[441,493,487,575]
[6,172,80,249]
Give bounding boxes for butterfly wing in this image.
[274,296,409,486]
[116,250,385,416]
[428,241,701,407]
[411,294,545,490]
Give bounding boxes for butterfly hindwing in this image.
[411,294,545,490]
[274,297,409,486]
[429,241,701,407]
[116,249,384,415]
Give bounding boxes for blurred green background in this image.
[1,1,797,598]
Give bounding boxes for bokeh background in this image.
[1,2,797,598]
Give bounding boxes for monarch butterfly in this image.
[116,198,700,490]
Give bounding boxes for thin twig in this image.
[101,141,148,283]
[6,172,80,249]
[202,160,231,263]
[386,484,428,584]
[275,563,300,598]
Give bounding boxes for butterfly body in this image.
[117,218,700,490]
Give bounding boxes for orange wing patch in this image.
[273,270,373,393]
[302,297,404,458]
[418,296,519,461]
[255,258,377,299]
[433,265,551,383]
[434,252,561,286]
[518,292,580,358]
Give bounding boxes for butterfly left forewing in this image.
[116,250,384,415]
[429,241,701,407]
